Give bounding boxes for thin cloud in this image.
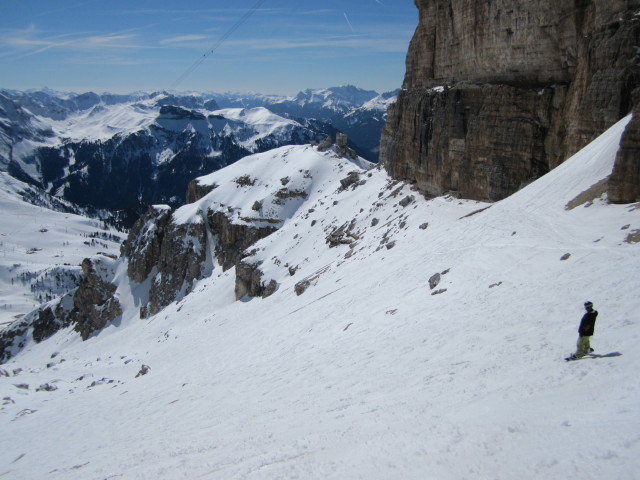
[224,34,410,54]
[120,7,285,16]
[160,35,210,45]
[62,54,153,66]
[0,27,153,59]
[86,34,138,46]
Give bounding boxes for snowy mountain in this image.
[209,86,397,160]
[0,87,393,224]
[0,116,638,479]
[211,85,382,114]
[283,85,380,114]
[0,91,339,223]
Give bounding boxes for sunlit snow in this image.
[0,116,638,479]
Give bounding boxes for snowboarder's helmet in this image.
[584,301,593,309]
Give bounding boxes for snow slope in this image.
[0,116,639,479]
[0,172,125,326]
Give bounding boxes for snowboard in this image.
[565,351,621,361]
[565,349,595,361]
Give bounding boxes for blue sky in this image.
[0,0,417,95]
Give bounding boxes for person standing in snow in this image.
[568,301,598,360]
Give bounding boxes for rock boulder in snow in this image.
[235,261,278,300]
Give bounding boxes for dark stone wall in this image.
[381,0,640,201]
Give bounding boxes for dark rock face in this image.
[122,206,172,283]
[383,84,554,200]
[235,261,278,300]
[69,258,122,340]
[0,259,116,361]
[207,211,277,272]
[32,307,64,343]
[122,207,207,317]
[609,91,640,204]
[147,220,207,316]
[0,322,29,363]
[121,206,279,316]
[381,0,640,201]
[553,6,640,169]
[186,179,218,204]
[403,1,578,88]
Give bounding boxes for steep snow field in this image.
[1,116,639,479]
[0,172,125,326]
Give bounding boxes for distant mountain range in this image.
[0,86,396,226]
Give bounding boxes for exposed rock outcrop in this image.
[0,256,116,360]
[316,133,359,160]
[1,192,283,359]
[335,132,358,160]
[609,90,640,203]
[207,211,278,272]
[186,179,218,204]
[121,205,279,316]
[69,257,122,340]
[146,220,208,316]
[123,210,206,317]
[235,261,278,300]
[32,306,65,343]
[0,322,29,362]
[381,0,640,201]
[121,206,172,283]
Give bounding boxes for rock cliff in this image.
[609,91,640,203]
[122,207,207,317]
[69,257,122,340]
[381,0,640,201]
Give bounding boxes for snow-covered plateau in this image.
[0,115,638,479]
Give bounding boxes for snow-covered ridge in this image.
[175,144,373,228]
[17,96,306,151]
[350,90,399,113]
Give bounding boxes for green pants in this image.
[575,336,591,358]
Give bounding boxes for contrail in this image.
[343,12,355,33]
[170,0,267,90]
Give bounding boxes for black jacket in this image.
[578,310,598,336]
